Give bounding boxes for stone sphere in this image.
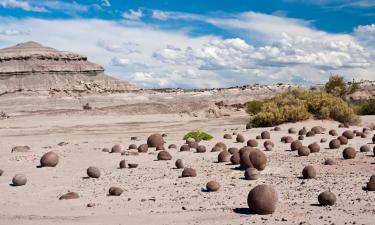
[138,144,148,153]
[223,134,232,139]
[298,128,307,135]
[239,148,267,171]
[108,187,123,196]
[147,134,165,147]
[308,142,320,153]
[211,146,222,152]
[157,151,172,160]
[306,131,315,137]
[181,168,197,177]
[256,135,262,139]
[230,152,240,165]
[218,151,231,162]
[367,181,375,191]
[329,129,338,136]
[298,146,310,156]
[324,158,336,165]
[342,130,354,139]
[261,131,271,139]
[265,144,273,151]
[12,174,27,186]
[274,126,281,131]
[228,147,239,155]
[302,165,316,179]
[247,185,278,215]
[11,145,31,153]
[263,140,274,148]
[244,168,260,180]
[119,160,126,169]
[206,181,220,192]
[337,136,348,145]
[343,147,356,159]
[128,144,137,150]
[59,192,79,200]
[87,166,101,178]
[175,159,184,169]
[156,145,165,151]
[40,151,59,167]
[0,169,3,176]
[320,138,327,143]
[187,140,198,149]
[246,123,253,130]
[329,139,340,149]
[291,140,302,151]
[360,145,371,152]
[236,134,245,143]
[284,136,294,143]
[196,145,206,153]
[214,142,227,151]
[168,144,177,149]
[311,126,324,134]
[247,139,258,147]
[298,135,304,140]
[180,144,190,152]
[369,174,375,183]
[288,128,297,134]
[318,191,336,206]
[111,144,124,153]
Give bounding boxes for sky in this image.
[0,0,374,88]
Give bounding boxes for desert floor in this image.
[0,105,374,225]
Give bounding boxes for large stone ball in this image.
[214,142,227,151]
[12,174,27,186]
[329,139,341,149]
[249,149,268,171]
[244,168,260,180]
[108,187,124,196]
[119,160,126,169]
[343,147,356,159]
[311,126,324,134]
[263,140,274,148]
[236,134,245,143]
[230,152,240,165]
[360,145,371,152]
[261,131,271,139]
[284,136,294,143]
[168,144,177,149]
[138,144,148,153]
[367,181,375,191]
[157,151,172,160]
[308,142,320,153]
[218,151,231,162]
[40,151,59,167]
[196,145,206,153]
[175,159,184,169]
[181,168,197,177]
[318,191,336,206]
[87,166,101,178]
[324,158,336,165]
[111,144,124,153]
[247,139,258,147]
[228,147,239,155]
[329,129,338,136]
[247,185,278,215]
[306,131,315,137]
[128,144,137,150]
[298,135,304,140]
[298,128,307,135]
[180,144,190,152]
[302,166,316,179]
[298,146,310,156]
[337,136,348,145]
[206,181,220,192]
[156,145,165,151]
[147,134,165,147]
[342,130,354,139]
[291,140,302,151]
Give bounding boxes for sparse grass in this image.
[183,131,213,141]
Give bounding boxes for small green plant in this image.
[183,131,213,141]
[351,99,375,115]
[246,100,264,115]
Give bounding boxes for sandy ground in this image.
[0,104,374,225]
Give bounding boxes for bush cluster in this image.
[350,99,375,115]
[183,131,213,141]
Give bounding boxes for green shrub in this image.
[351,99,375,115]
[183,131,213,141]
[246,100,264,114]
[249,88,360,127]
[324,75,359,98]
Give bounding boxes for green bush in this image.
[324,75,359,98]
[246,100,264,114]
[249,89,360,127]
[183,131,213,141]
[351,99,375,115]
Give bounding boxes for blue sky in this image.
[0,0,374,88]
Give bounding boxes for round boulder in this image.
[318,191,336,206]
[308,142,320,153]
[196,145,206,153]
[147,134,165,148]
[247,185,278,215]
[87,166,101,178]
[298,146,310,156]
[12,174,27,186]
[223,134,232,139]
[119,160,126,169]
[288,128,297,134]
[182,168,197,177]
[218,151,231,162]
[157,151,172,160]
[302,166,316,179]
[247,139,258,147]
[40,151,59,167]
[324,158,336,165]
[180,144,190,152]
[108,187,124,196]
[360,145,370,152]
[343,147,356,159]
[261,131,271,139]
[236,134,245,143]
[342,130,354,139]
[329,139,340,149]
[291,140,302,151]
[244,168,260,180]
[206,181,220,192]
[175,159,184,169]
[138,144,148,153]
[111,144,124,153]
[337,136,348,145]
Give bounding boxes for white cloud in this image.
[111,57,129,66]
[0,28,28,36]
[354,24,375,47]
[152,10,169,21]
[0,0,46,12]
[101,0,111,7]
[122,9,143,20]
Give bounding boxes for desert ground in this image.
[0,91,374,225]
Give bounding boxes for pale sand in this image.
[0,107,374,225]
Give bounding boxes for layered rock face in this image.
[0,41,137,93]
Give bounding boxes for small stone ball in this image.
[284,136,294,143]
[87,166,101,178]
[298,146,310,156]
[320,138,327,143]
[59,192,79,200]
[324,158,336,165]
[119,160,126,169]
[318,191,336,206]
[206,181,220,192]
[157,151,172,160]
[244,168,260,180]
[302,166,316,179]
[361,133,367,138]
[367,181,375,191]
[223,134,232,139]
[329,139,341,149]
[218,151,231,162]
[291,140,302,151]
[40,151,59,167]
[249,149,268,171]
[298,128,307,135]
[337,136,348,145]
[211,146,222,152]
[230,152,240,165]
[156,145,165,151]
[329,129,338,136]
[168,144,177,149]
[306,131,315,137]
[138,144,148,153]
[265,144,273,151]
[236,134,245,143]
[247,185,278,215]
[12,174,27,186]
[298,135,304,140]
[263,140,274,148]
[247,139,258,147]
[180,144,190,152]
[128,144,137,150]
[256,135,262,139]
[228,147,239,155]
[196,145,206,153]
[111,144,124,153]
[274,126,281,131]
[288,128,297,134]
[261,131,270,139]
[147,134,165,147]
[308,142,320,153]
[187,140,198,149]
[214,142,227,151]
[342,130,354,139]
[343,147,356,159]
[311,126,324,134]
[181,168,197,177]
[175,159,184,169]
[108,187,124,196]
[360,145,371,152]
